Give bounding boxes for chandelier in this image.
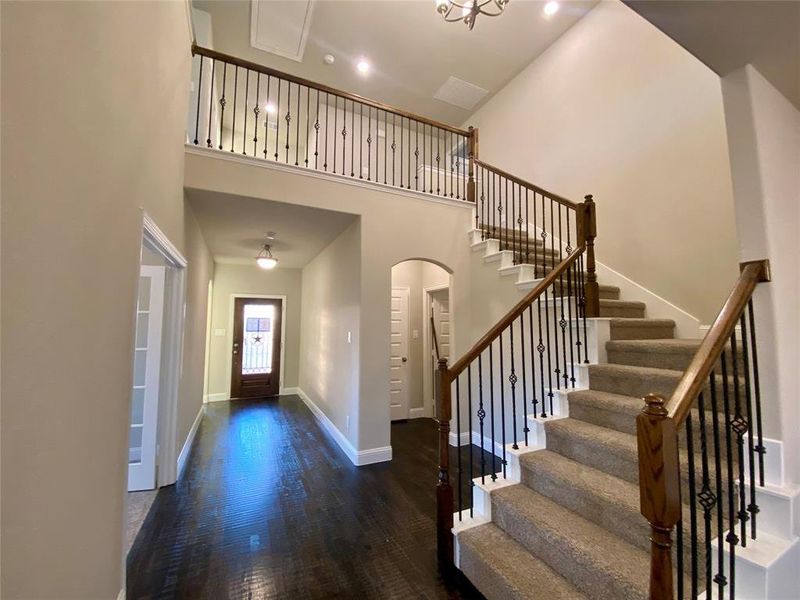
[436,0,510,30]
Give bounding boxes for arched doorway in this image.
[389,259,452,421]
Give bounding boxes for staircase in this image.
[458,225,682,598]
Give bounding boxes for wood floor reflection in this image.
[127,396,482,599]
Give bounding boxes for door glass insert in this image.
[241,303,275,375]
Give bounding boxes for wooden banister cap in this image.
[643,393,668,417]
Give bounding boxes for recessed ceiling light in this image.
[543,1,559,16]
[356,59,370,75]
[265,103,277,114]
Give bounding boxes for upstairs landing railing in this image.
[637,259,771,599]
[189,45,475,202]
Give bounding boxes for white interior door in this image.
[128,265,165,491]
[430,289,451,404]
[389,287,410,421]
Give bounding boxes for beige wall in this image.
[0,2,196,597]
[179,204,215,452]
[299,220,362,445]
[207,263,303,397]
[185,151,474,452]
[466,0,739,323]
[722,65,800,485]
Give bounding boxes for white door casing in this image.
[389,287,410,420]
[128,265,165,491]
[429,289,451,409]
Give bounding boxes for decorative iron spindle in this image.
[478,353,486,484]
[219,62,227,150]
[489,342,497,481]
[231,66,238,152]
[252,72,260,156]
[455,375,462,521]
[206,59,215,148]
[467,363,474,518]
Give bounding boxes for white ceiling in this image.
[186,189,357,267]
[192,0,599,125]
[625,0,800,110]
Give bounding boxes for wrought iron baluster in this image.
[436,128,441,195]
[350,101,355,177]
[252,72,260,156]
[456,374,462,521]
[708,371,728,597]
[263,76,271,158]
[383,111,387,184]
[696,392,715,596]
[720,352,739,599]
[358,103,363,178]
[467,364,474,517]
[305,86,310,166]
[747,299,765,485]
[509,321,519,450]
[367,106,372,181]
[729,329,749,546]
[219,62,227,150]
[565,212,576,384]
[206,59,215,148]
[242,69,250,154]
[499,331,507,477]
[193,56,203,145]
[510,181,516,265]
[549,199,561,393]
[739,311,758,538]
[391,114,396,187]
[579,253,590,364]
[274,79,281,160]
[285,82,292,163]
[541,290,552,417]
[314,90,320,169]
[231,66,238,152]
[324,93,330,171]
[520,312,529,447]
[489,342,497,481]
[414,121,419,190]
[478,354,486,484]
[400,116,404,188]
[456,133,461,199]
[686,413,699,599]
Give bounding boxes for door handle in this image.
[402,356,408,362]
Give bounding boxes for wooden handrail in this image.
[473,159,580,211]
[447,247,585,378]
[192,45,472,137]
[637,258,770,600]
[666,259,770,424]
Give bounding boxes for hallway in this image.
[127,396,481,599]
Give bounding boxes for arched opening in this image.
[389,259,452,449]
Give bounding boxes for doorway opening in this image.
[125,214,187,556]
[230,296,284,399]
[389,260,451,422]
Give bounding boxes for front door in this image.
[128,265,165,491]
[230,298,282,399]
[389,287,410,420]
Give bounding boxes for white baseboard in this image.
[205,392,229,403]
[296,387,392,466]
[117,587,126,600]
[280,386,300,396]
[409,407,428,419]
[177,404,205,479]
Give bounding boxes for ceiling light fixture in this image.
[256,236,278,271]
[543,1,559,16]
[436,0,509,31]
[356,59,370,75]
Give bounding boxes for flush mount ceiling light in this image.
[436,0,509,31]
[543,1,559,16]
[356,58,370,75]
[255,234,278,270]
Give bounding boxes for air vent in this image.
[433,76,488,111]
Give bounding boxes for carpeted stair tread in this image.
[607,338,744,372]
[545,418,730,490]
[519,449,716,562]
[599,299,646,318]
[458,522,587,600]
[492,484,650,599]
[587,363,744,402]
[608,318,675,340]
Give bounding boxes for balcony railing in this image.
[189,45,476,201]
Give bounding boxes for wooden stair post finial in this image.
[435,358,454,568]
[582,194,600,318]
[467,126,479,205]
[637,393,681,600]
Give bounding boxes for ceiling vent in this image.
[433,76,488,111]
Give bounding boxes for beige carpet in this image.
[126,490,157,556]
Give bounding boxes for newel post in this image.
[582,194,600,318]
[636,394,682,600]
[435,358,454,568]
[467,126,479,205]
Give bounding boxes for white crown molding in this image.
[184,145,474,211]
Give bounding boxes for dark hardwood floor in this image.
[127,396,484,599]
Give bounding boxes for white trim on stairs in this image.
[296,388,392,466]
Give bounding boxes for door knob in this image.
[402,356,408,362]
